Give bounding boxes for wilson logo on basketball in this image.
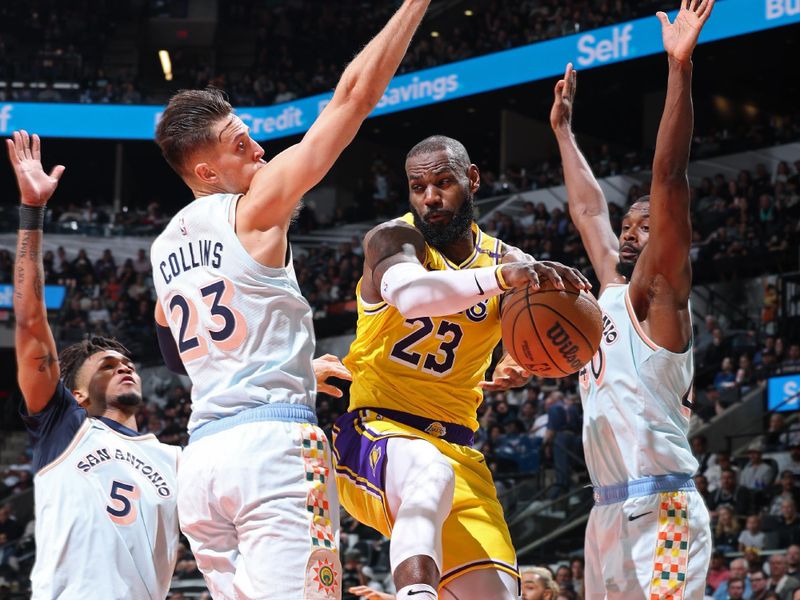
[546,322,583,370]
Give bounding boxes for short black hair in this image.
[59,336,132,391]
[155,87,233,176]
[406,135,471,175]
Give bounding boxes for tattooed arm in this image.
[7,131,65,413]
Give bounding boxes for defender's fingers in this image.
[50,165,66,181]
[6,139,19,165]
[20,130,31,159]
[698,0,715,20]
[32,133,41,160]
[318,383,343,398]
[561,267,589,290]
[554,79,566,101]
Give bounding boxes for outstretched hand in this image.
[6,130,65,207]
[657,0,715,63]
[479,353,531,392]
[550,63,577,133]
[313,354,352,398]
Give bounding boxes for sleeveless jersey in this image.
[151,194,317,433]
[31,418,180,599]
[579,283,697,487]
[345,214,504,432]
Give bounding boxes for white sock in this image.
[396,583,438,599]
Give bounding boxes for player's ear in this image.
[194,162,218,184]
[72,388,90,409]
[468,164,480,195]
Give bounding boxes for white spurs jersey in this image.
[579,283,697,487]
[31,418,180,599]
[151,193,317,433]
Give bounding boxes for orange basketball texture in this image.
[501,280,603,377]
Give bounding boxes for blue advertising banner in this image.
[0,284,67,310]
[768,373,800,412]
[0,0,797,141]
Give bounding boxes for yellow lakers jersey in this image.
[345,214,505,431]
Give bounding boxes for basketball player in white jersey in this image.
[150,2,431,598]
[549,1,714,598]
[7,130,180,599]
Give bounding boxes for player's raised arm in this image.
[238,0,431,234]
[630,0,714,306]
[7,131,65,413]
[551,63,621,290]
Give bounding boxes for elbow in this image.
[15,313,47,334]
[652,162,688,186]
[394,299,425,320]
[336,71,382,113]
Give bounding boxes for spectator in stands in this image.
[707,451,739,492]
[781,345,800,375]
[769,471,800,517]
[767,414,792,451]
[750,570,770,600]
[778,499,800,548]
[709,468,753,517]
[725,577,747,600]
[740,515,767,553]
[740,441,776,493]
[706,329,731,371]
[554,565,573,595]
[715,357,738,391]
[708,551,731,594]
[695,474,712,506]
[692,434,713,475]
[756,337,778,366]
[767,553,800,599]
[714,559,751,600]
[542,391,581,499]
[570,558,584,599]
[714,505,742,554]
[520,566,559,600]
[788,545,800,580]
[786,446,800,477]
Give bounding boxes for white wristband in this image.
[381,262,505,318]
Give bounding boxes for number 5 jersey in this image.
[23,383,180,600]
[150,193,318,434]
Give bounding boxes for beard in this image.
[113,392,143,407]
[412,193,475,249]
[615,259,635,279]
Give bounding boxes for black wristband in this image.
[19,205,45,230]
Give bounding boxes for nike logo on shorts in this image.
[407,591,436,597]
[628,511,653,521]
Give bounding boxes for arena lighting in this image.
[430,31,440,37]
[158,50,173,81]
[464,9,474,16]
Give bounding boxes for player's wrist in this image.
[667,55,693,69]
[18,204,45,230]
[495,265,511,291]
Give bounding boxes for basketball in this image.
[501,280,603,377]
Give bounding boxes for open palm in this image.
[6,130,65,207]
[657,0,715,63]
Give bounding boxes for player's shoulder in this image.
[364,217,425,258]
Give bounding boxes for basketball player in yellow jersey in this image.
[333,135,590,600]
